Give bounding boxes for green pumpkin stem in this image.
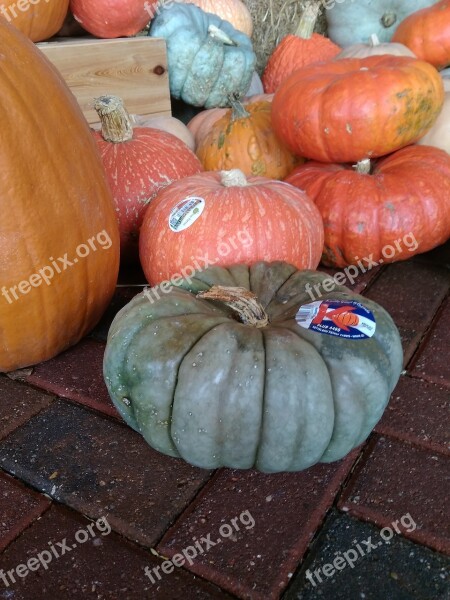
[229,95,250,121]
[94,95,133,143]
[294,2,320,39]
[197,286,269,328]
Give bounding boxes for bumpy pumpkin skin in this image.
[392,0,450,70]
[149,2,256,108]
[326,0,440,46]
[272,55,444,163]
[1,0,69,41]
[104,262,403,473]
[0,20,119,372]
[195,100,301,179]
[285,145,450,267]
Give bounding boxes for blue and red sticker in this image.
[296,300,376,340]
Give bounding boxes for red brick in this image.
[364,261,450,331]
[157,451,359,600]
[410,295,450,388]
[338,435,450,554]
[0,400,212,547]
[0,472,50,552]
[0,504,231,599]
[376,376,449,455]
[26,338,119,419]
[0,376,53,440]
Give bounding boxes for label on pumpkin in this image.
[169,197,205,232]
[295,300,376,340]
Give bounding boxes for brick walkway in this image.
[0,245,449,599]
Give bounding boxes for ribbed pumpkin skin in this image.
[285,146,450,267]
[103,261,403,472]
[195,101,300,179]
[0,21,119,372]
[272,56,444,163]
[139,171,323,285]
[392,0,450,69]
[262,33,341,93]
[186,0,253,36]
[92,128,203,262]
[70,0,155,37]
[4,0,69,41]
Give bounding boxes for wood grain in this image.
[36,37,171,124]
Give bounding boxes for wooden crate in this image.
[36,37,171,124]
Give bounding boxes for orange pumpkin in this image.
[0,20,120,372]
[70,0,155,38]
[392,0,450,70]
[272,55,444,163]
[262,3,341,93]
[139,169,324,285]
[1,0,69,41]
[195,98,299,179]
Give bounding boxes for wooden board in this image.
[36,37,171,124]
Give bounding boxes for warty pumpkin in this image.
[262,2,341,94]
[195,98,301,179]
[2,0,69,41]
[0,19,119,372]
[104,261,403,472]
[149,2,256,108]
[285,145,450,267]
[418,76,450,151]
[70,0,155,38]
[392,0,450,70]
[92,95,202,263]
[272,55,444,163]
[139,169,323,285]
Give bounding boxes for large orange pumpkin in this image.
[285,145,450,267]
[92,95,203,263]
[392,0,450,70]
[0,20,120,372]
[1,0,69,41]
[272,55,444,163]
[195,99,300,179]
[139,169,323,285]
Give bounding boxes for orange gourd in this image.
[262,2,341,93]
[1,0,69,41]
[392,0,450,69]
[195,98,300,179]
[0,20,120,372]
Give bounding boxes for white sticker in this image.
[169,197,205,232]
[296,300,376,340]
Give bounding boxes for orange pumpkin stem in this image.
[197,285,269,327]
[94,95,133,143]
[294,2,320,39]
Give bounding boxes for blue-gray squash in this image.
[149,2,256,108]
[103,262,403,473]
[326,0,440,47]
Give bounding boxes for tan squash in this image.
[131,114,195,150]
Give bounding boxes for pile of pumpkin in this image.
[1,0,449,472]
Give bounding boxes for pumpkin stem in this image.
[294,2,320,39]
[197,286,269,328]
[229,95,250,120]
[220,169,248,187]
[94,95,133,143]
[380,11,397,29]
[369,34,380,47]
[354,159,371,175]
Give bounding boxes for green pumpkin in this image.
[149,2,256,108]
[326,0,440,47]
[103,262,403,473]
